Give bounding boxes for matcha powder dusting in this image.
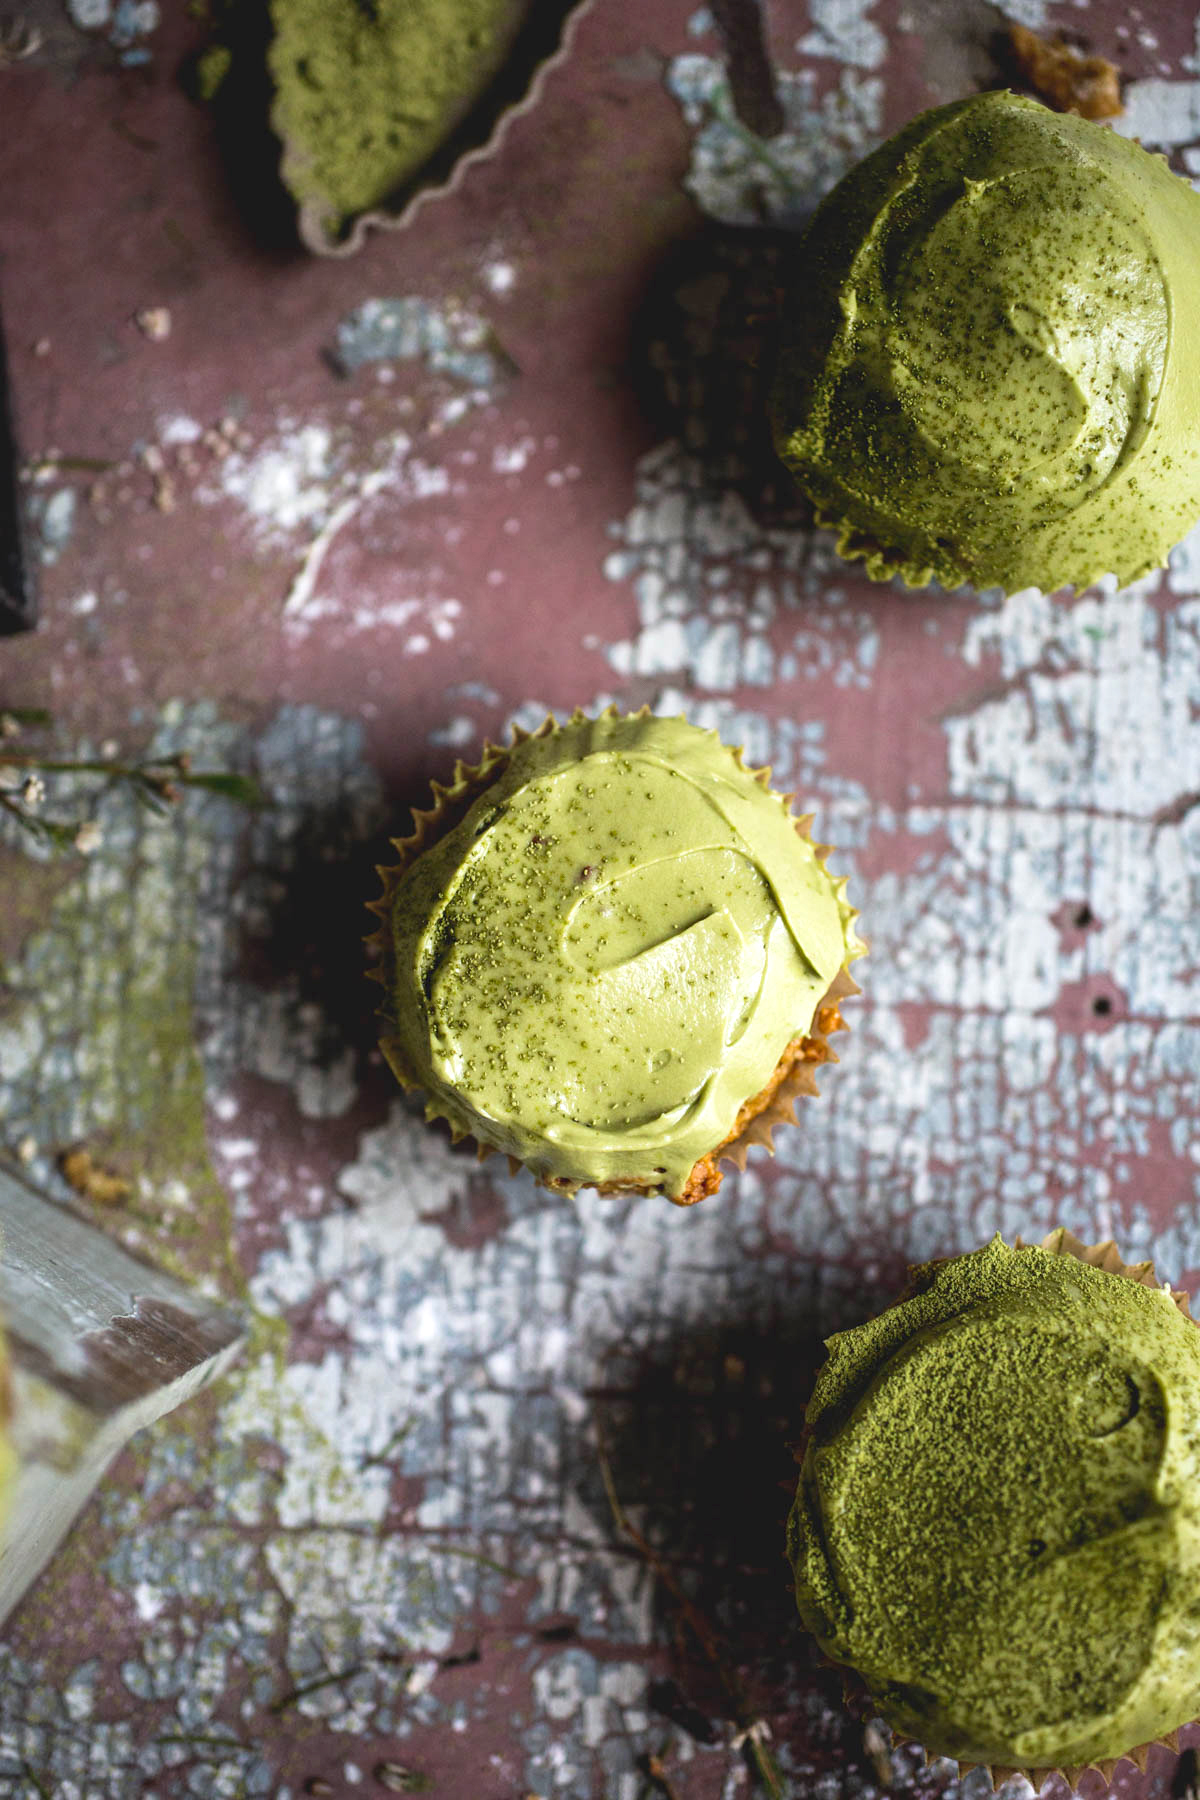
[788,1238,1200,1770]
[770,91,1200,595]
[269,0,527,234]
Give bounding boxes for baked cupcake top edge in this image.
[377,710,862,1196]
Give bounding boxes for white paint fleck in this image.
[133,1582,165,1622]
[666,54,882,226]
[483,259,517,296]
[403,459,452,499]
[158,414,203,446]
[797,0,886,70]
[493,436,538,474]
[333,297,503,391]
[35,487,77,564]
[430,715,477,748]
[216,1137,257,1161]
[990,0,1048,24]
[602,442,879,696]
[209,423,335,540]
[1113,76,1200,146]
[68,0,112,25]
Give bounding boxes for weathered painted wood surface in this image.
[0,0,1198,1796]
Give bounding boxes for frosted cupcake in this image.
[266,0,587,252]
[788,1233,1200,1777]
[772,91,1200,595]
[370,711,863,1202]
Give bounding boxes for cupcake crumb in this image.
[134,306,172,342]
[1007,24,1123,120]
[58,1145,131,1207]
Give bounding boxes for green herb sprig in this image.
[0,708,265,853]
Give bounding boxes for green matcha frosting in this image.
[269,0,526,238]
[788,1238,1200,1768]
[772,92,1200,595]
[382,714,859,1197]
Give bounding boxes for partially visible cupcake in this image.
[369,711,863,1203]
[266,0,589,253]
[788,1233,1200,1777]
[771,91,1200,595]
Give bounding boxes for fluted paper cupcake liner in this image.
[366,708,863,1201]
[269,0,595,256]
[813,472,1189,599]
[703,961,860,1184]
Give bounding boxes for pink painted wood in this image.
[0,1,1197,1794]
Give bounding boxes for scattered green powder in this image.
[268,0,528,232]
[788,1237,1200,1768]
[771,92,1200,594]
[195,41,233,101]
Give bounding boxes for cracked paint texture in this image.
[1,0,1200,1796]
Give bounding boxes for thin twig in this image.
[19,1765,52,1800]
[419,1539,524,1580]
[155,1733,246,1751]
[594,1417,785,1799]
[641,1749,686,1800]
[360,1417,416,1468]
[711,91,808,205]
[270,1664,370,1715]
[0,721,264,855]
[595,1430,724,1668]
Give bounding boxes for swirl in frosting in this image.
[772,92,1200,595]
[383,714,858,1195]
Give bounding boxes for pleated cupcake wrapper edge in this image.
[818,504,1166,602]
[272,0,597,256]
[817,1230,1193,1791]
[838,1682,1180,1792]
[366,707,863,1196]
[1028,1226,1192,1319]
[713,961,860,1177]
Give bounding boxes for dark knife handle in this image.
[0,298,36,636]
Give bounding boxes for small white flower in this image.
[16,1135,37,1165]
[74,820,104,855]
[20,774,45,809]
